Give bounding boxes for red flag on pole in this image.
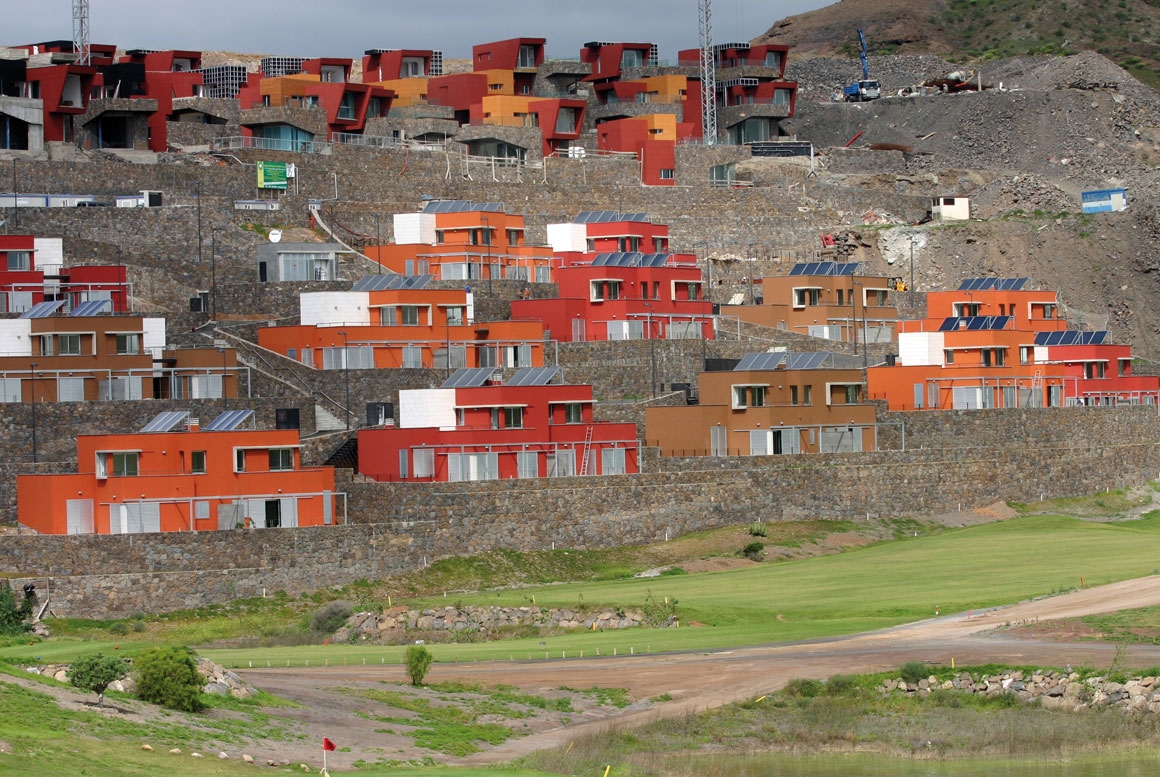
[322,737,337,751]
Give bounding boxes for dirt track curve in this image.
[244,576,1160,767]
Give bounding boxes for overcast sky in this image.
[8,0,833,61]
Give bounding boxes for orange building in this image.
[17,410,340,535]
[867,278,1160,409]
[646,351,876,457]
[719,262,901,346]
[0,305,240,402]
[257,277,546,370]
[374,200,555,283]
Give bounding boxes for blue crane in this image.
[842,29,881,102]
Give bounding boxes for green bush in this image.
[748,521,768,537]
[0,584,34,636]
[108,622,129,636]
[69,653,128,707]
[742,541,764,561]
[899,661,929,684]
[783,677,824,698]
[405,645,434,687]
[133,646,204,712]
[309,600,354,634]
[824,674,857,695]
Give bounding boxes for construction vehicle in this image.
[889,277,910,292]
[842,29,881,102]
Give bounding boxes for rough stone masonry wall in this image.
[4,406,1159,618]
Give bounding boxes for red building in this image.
[376,200,555,283]
[580,42,656,84]
[867,278,1160,409]
[257,278,546,370]
[512,213,711,342]
[472,37,545,95]
[677,42,797,144]
[17,410,340,535]
[116,49,206,151]
[23,62,96,143]
[546,210,671,260]
[0,235,130,313]
[358,366,639,482]
[236,68,394,143]
[362,49,443,81]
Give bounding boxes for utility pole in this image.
[11,159,18,229]
[29,362,37,464]
[196,179,202,265]
[338,330,350,430]
[210,230,218,320]
[482,216,493,294]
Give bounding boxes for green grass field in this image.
[8,512,1154,670]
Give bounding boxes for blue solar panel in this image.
[789,262,861,277]
[958,278,1030,291]
[20,300,66,319]
[507,367,561,386]
[735,352,786,371]
[422,200,504,214]
[352,275,397,291]
[441,368,498,388]
[204,409,254,432]
[140,411,189,433]
[939,316,1012,331]
[69,299,112,317]
[1034,330,1109,346]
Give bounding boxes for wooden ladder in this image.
[578,425,594,476]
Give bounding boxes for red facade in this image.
[117,50,205,151]
[0,235,130,313]
[359,371,639,482]
[581,42,655,83]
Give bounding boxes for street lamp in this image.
[853,281,868,368]
[11,159,18,229]
[210,229,218,321]
[481,216,493,294]
[29,361,37,464]
[337,330,350,430]
[643,303,656,398]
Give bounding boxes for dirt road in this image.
[242,575,1160,768]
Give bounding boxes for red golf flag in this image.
[322,738,337,751]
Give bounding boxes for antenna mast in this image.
[73,0,90,66]
[698,0,717,145]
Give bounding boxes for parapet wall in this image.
[3,406,1158,619]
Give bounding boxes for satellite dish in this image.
[269,229,283,243]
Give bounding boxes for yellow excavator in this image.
[889,277,910,292]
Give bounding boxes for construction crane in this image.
[842,29,880,102]
[698,0,717,145]
[72,0,90,66]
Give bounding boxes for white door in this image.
[66,499,94,534]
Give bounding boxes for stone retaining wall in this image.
[883,670,1160,713]
[3,406,1160,618]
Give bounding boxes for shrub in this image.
[748,521,768,537]
[783,677,823,698]
[824,674,857,696]
[109,622,130,636]
[899,661,929,684]
[69,653,128,707]
[0,584,34,636]
[405,645,434,686]
[742,541,764,561]
[133,646,204,712]
[310,600,355,635]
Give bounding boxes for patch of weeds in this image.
[651,692,674,703]
[566,686,631,708]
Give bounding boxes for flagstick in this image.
[320,746,328,776]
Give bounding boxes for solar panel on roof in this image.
[441,367,497,388]
[622,212,650,222]
[508,366,561,386]
[204,409,254,432]
[1035,330,1109,346]
[69,299,111,317]
[734,352,787,371]
[836,263,859,276]
[20,300,65,319]
[352,275,396,291]
[789,263,807,276]
[785,352,832,370]
[402,274,433,289]
[140,411,190,433]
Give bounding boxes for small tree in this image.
[133,646,204,713]
[405,645,433,687]
[0,584,34,636]
[69,653,128,707]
